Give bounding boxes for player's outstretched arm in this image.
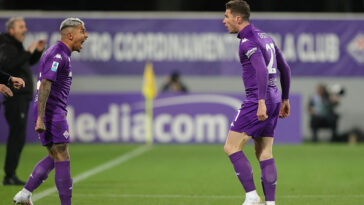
[35,79,52,133]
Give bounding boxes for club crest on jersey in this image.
[51,61,59,72]
[63,130,70,139]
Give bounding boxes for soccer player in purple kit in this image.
[223,1,291,205]
[13,18,88,205]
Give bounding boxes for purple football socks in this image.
[55,161,73,205]
[260,158,277,202]
[24,155,54,192]
[229,151,256,192]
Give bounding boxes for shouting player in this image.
[223,1,291,205]
[13,18,88,205]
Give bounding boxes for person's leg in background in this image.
[3,97,29,185]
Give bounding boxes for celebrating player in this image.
[13,18,88,205]
[223,1,291,205]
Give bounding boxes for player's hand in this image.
[279,99,290,118]
[257,99,268,121]
[10,77,25,89]
[0,84,13,97]
[28,41,38,54]
[35,117,46,133]
[36,40,46,51]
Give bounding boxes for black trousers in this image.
[3,97,30,177]
[310,115,338,142]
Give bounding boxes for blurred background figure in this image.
[0,68,25,97]
[308,84,341,142]
[0,16,45,185]
[161,71,188,93]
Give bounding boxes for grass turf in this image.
[0,143,363,205]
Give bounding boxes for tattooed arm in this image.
[35,79,52,133]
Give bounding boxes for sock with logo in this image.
[260,158,277,202]
[55,161,72,205]
[24,155,54,192]
[229,151,256,192]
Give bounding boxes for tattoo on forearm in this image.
[38,79,52,118]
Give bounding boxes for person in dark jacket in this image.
[308,84,340,142]
[0,69,11,84]
[0,17,45,185]
[161,71,188,93]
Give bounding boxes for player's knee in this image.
[224,143,240,155]
[54,150,70,161]
[255,149,262,159]
[259,152,273,161]
[53,143,70,161]
[55,153,70,161]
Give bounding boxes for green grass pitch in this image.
[1,143,363,205]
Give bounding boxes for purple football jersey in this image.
[238,24,282,104]
[33,41,72,122]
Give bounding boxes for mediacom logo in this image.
[66,94,241,144]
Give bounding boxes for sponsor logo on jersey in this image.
[51,61,59,72]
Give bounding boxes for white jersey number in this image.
[265,43,277,74]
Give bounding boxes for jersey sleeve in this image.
[41,55,64,82]
[243,41,268,100]
[274,44,291,100]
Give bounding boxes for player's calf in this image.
[24,155,54,192]
[55,161,72,205]
[50,143,72,205]
[260,158,277,204]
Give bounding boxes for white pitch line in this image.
[32,145,152,202]
[50,193,364,199]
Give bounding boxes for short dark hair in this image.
[225,0,250,21]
